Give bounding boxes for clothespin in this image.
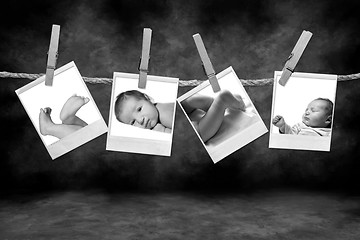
[279,30,313,86]
[45,24,60,86]
[193,33,221,93]
[138,28,152,89]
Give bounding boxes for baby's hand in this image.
[153,123,166,132]
[153,123,171,133]
[272,115,285,128]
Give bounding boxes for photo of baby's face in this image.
[302,100,331,128]
[118,96,159,129]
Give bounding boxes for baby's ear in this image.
[149,96,155,103]
[144,93,155,103]
[325,115,332,125]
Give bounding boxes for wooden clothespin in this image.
[193,33,221,93]
[45,24,60,86]
[279,30,313,86]
[138,28,152,89]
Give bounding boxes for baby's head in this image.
[302,98,333,128]
[114,90,159,129]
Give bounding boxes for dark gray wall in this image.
[1,0,360,193]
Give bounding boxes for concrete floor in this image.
[1,190,360,239]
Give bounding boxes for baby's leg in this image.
[187,90,245,142]
[63,115,87,127]
[60,95,89,127]
[39,108,83,139]
[181,94,214,114]
[197,96,228,142]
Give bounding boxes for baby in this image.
[39,94,89,139]
[114,90,174,133]
[272,98,333,136]
[181,89,245,143]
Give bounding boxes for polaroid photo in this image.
[15,61,108,160]
[106,72,179,156]
[269,71,337,151]
[177,66,268,163]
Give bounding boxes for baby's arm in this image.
[272,115,300,134]
[152,123,171,133]
[272,115,286,133]
[156,102,175,129]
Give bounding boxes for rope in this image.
[1,71,359,87]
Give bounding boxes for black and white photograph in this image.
[178,66,268,163]
[1,0,360,239]
[269,71,337,151]
[107,72,178,156]
[15,61,108,159]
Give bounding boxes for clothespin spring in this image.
[46,51,58,69]
[286,53,294,61]
[207,72,216,79]
[286,66,294,73]
[138,57,150,73]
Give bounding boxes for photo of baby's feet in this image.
[60,94,89,122]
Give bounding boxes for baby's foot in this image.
[60,95,89,122]
[218,90,245,111]
[233,94,246,111]
[39,107,54,136]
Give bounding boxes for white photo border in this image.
[106,72,179,156]
[15,61,108,160]
[177,66,268,163]
[269,71,337,151]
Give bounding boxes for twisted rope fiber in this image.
[1,71,359,87]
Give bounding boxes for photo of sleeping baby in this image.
[178,66,268,163]
[106,72,179,156]
[269,71,337,151]
[272,98,333,137]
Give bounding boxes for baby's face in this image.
[302,100,331,128]
[118,96,158,129]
